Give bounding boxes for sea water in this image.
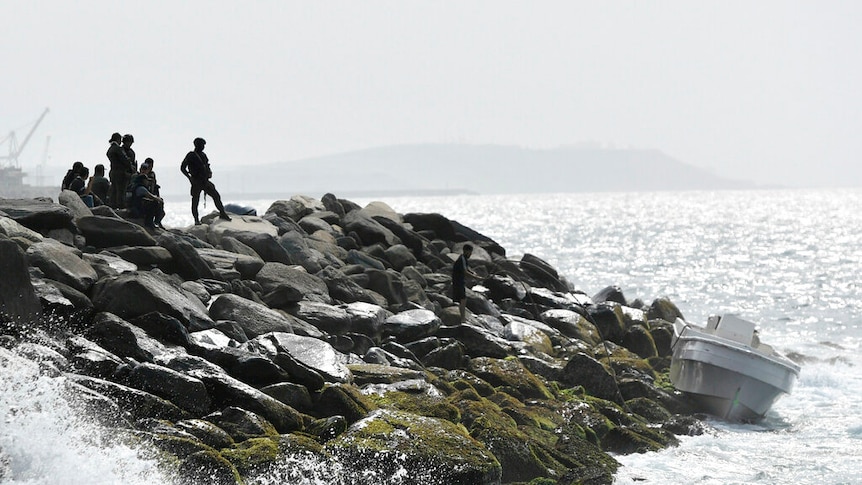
[3,189,862,484]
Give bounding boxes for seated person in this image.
[88,164,110,205]
[67,166,102,207]
[61,161,85,191]
[142,157,160,196]
[128,172,165,229]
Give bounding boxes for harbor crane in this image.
[0,108,50,168]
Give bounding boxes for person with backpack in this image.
[61,161,85,191]
[180,137,231,225]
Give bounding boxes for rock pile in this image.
[0,192,705,485]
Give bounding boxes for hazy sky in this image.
[3,1,861,188]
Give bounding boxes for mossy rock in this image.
[312,384,377,424]
[178,450,243,485]
[447,370,497,397]
[306,415,348,442]
[148,433,216,459]
[206,407,279,442]
[220,436,280,476]
[624,397,672,423]
[599,426,666,454]
[365,389,461,423]
[468,357,553,400]
[468,414,565,483]
[325,408,502,484]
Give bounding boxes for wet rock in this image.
[586,302,627,343]
[286,301,352,335]
[209,293,294,339]
[177,450,242,485]
[559,352,623,404]
[384,308,442,342]
[317,266,374,305]
[540,309,601,345]
[129,312,193,348]
[278,230,323,273]
[325,408,501,484]
[422,341,465,370]
[0,237,41,322]
[437,324,513,359]
[91,271,213,328]
[260,382,314,412]
[26,240,98,292]
[342,302,390,342]
[186,366,304,433]
[127,362,211,415]
[84,312,175,363]
[622,324,658,358]
[68,373,188,421]
[266,332,352,384]
[175,419,235,449]
[501,318,554,355]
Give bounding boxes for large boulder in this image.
[225,231,291,264]
[402,213,457,241]
[77,215,157,248]
[184,366,305,433]
[278,230,323,273]
[209,294,295,339]
[363,269,407,308]
[343,302,391,342]
[127,362,212,415]
[68,374,187,421]
[26,240,98,293]
[58,189,94,220]
[540,309,602,346]
[558,352,623,404]
[265,332,352,384]
[91,271,213,328]
[0,198,74,233]
[267,196,326,222]
[84,312,175,363]
[0,215,43,244]
[158,233,220,281]
[342,210,401,247]
[197,247,264,280]
[286,301,352,335]
[0,237,41,321]
[317,266,374,304]
[325,409,501,485]
[383,309,442,342]
[205,215,279,246]
[109,246,173,268]
[255,262,331,304]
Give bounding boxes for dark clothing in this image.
[69,176,85,195]
[181,148,226,224]
[452,254,469,300]
[90,176,110,203]
[61,169,78,191]
[130,182,164,227]
[106,142,132,209]
[144,172,160,196]
[181,150,212,181]
[124,147,137,172]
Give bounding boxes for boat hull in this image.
[670,327,799,421]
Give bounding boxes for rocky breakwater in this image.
[0,193,706,485]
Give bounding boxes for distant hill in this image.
[166,144,753,198]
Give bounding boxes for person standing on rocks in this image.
[106,132,132,209]
[122,134,137,172]
[452,244,480,323]
[180,137,231,225]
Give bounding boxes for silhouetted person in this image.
[452,244,480,323]
[106,132,132,209]
[61,161,85,191]
[122,134,137,172]
[129,167,165,229]
[142,157,160,196]
[89,164,110,204]
[180,137,230,225]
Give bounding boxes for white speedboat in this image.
[669,314,801,422]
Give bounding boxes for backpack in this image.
[61,169,76,190]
